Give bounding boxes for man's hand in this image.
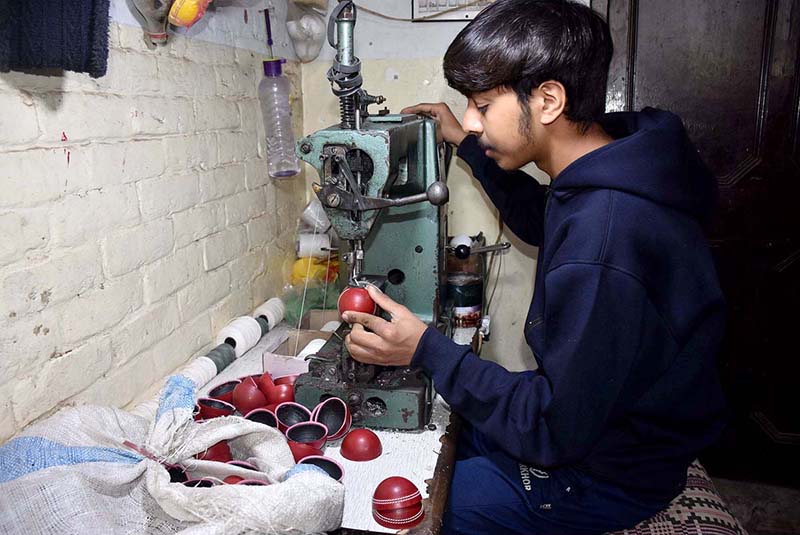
[401,102,468,147]
[343,285,428,367]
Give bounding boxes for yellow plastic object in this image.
[291,257,339,285]
[169,0,213,28]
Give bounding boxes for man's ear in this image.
[536,81,566,125]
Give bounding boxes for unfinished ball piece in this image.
[340,428,382,461]
[312,397,352,440]
[288,442,324,463]
[232,376,268,415]
[196,397,236,420]
[208,379,241,404]
[372,477,424,530]
[195,441,233,463]
[337,286,376,320]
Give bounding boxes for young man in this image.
[342,0,727,533]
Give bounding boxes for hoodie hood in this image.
[553,108,717,221]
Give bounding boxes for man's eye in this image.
[477,105,489,115]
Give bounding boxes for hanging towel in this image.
[0,0,111,78]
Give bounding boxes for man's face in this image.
[461,87,538,170]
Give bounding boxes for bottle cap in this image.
[263,58,285,77]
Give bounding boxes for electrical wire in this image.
[355,0,489,22]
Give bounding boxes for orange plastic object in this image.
[169,0,212,28]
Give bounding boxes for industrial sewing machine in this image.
[292,0,452,430]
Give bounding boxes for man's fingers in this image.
[343,310,391,335]
[345,338,378,364]
[349,324,387,350]
[400,103,440,116]
[364,284,406,316]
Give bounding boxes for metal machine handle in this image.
[452,242,511,259]
[320,155,449,211]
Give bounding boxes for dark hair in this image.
[443,0,613,129]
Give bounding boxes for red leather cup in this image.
[196,397,235,420]
[286,421,328,451]
[208,380,241,404]
[312,397,352,440]
[195,441,233,463]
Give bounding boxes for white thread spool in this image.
[320,320,341,332]
[300,199,331,232]
[296,233,331,258]
[449,234,473,249]
[215,316,262,358]
[297,338,326,359]
[253,297,286,329]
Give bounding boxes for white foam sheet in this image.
[198,322,454,533]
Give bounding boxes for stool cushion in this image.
[609,460,747,535]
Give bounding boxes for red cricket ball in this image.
[337,286,377,319]
[232,377,268,415]
[340,428,382,461]
[372,476,424,529]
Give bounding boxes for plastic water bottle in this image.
[259,59,300,179]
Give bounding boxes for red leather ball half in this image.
[196,441,233,463]
[257,372,274,394]
[288,442,323,463]
[264,383,294,405]
[337,287,377,319]
[340,428,382,461]
[372,476,424,529]
[232,377,268,415]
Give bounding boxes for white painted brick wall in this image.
[0,22,306,441]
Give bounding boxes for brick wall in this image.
[0,23,306,442]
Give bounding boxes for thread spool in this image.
[449,234,472,249]
[253,297,286,329]
[297,338,326,359]
[300,199,331,232]
[447,272,483,328]
[297,233,331,258]
[215,316,262,358]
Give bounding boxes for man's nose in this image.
[462,107,483,136]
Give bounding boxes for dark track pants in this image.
[442,424,671,535]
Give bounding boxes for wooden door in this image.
[591,0,800,486]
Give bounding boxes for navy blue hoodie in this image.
[412,108,727,500]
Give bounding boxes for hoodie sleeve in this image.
[412,262,667,467]
[457,135,549,246]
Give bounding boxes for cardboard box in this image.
[262,309,340,378]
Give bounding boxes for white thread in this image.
[300,199,331,232]
[297,233,331,258]
[215,316,262,358]
[253,297,286,328]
